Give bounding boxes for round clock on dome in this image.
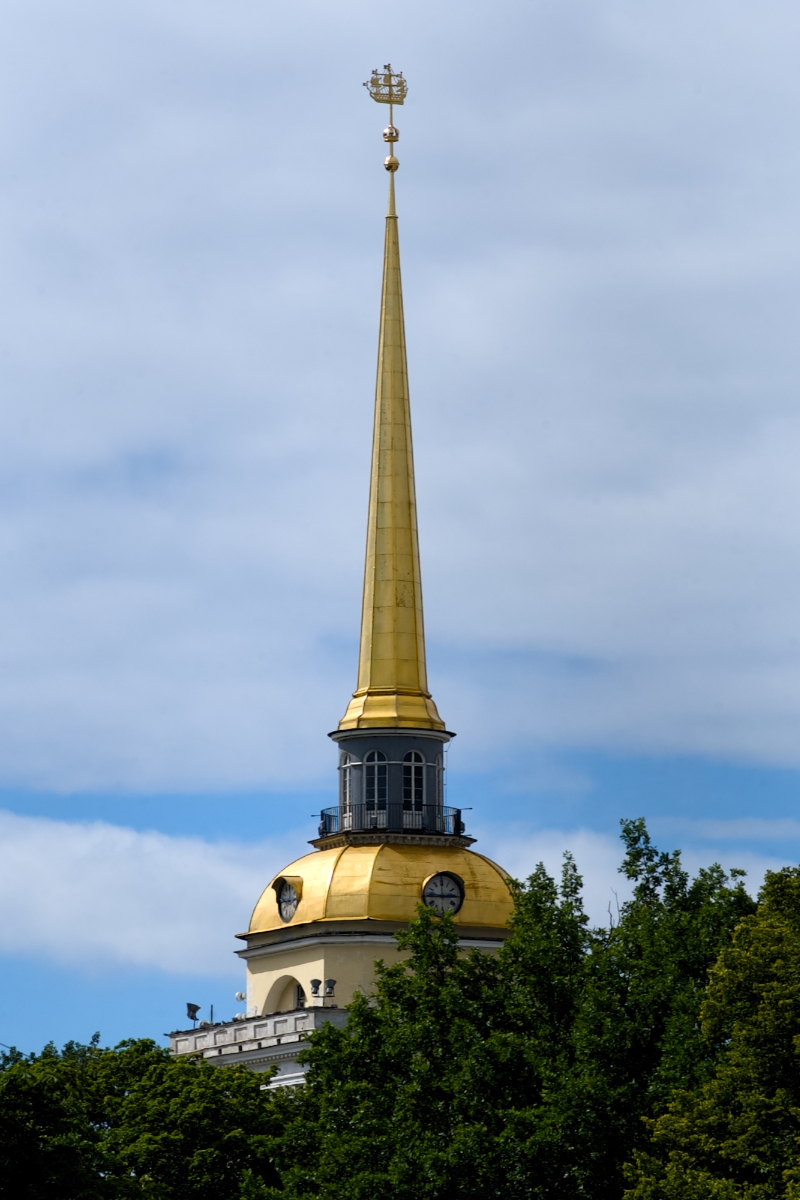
[276,880,298,922]
[422,872,464,915]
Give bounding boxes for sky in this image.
[2,0,800,1052]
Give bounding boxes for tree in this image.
[625,867,800,1200]
[562,818,755,1196]
[0,1037,283,1198]
[0,1035,107,1199]
[271,822,754,1200]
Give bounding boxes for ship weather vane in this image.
[364,63,406,173]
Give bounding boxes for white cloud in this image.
[0,810,296,974]
[0,0,798,788]
[479,824,793,927]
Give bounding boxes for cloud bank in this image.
[0,0,799,789]
[0,810,295,975]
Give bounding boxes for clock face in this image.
[277,881,298,922]
[422,873,463,915]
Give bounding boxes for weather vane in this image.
[364,64,406,173]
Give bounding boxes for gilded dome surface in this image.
[248,843,513,934]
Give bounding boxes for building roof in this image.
[246,842,513,934]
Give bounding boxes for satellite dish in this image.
[186,1002,201,1024]
[235,991,246,1002]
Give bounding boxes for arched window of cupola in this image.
[364,751,387,811]
[340,753,353,808]
[403,750,424,812]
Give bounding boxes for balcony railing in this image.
[318,803,464,838]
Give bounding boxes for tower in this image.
[169,68,513,1083]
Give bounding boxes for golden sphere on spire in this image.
[383,125,399,143]
[384,155,399,172]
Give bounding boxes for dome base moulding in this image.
[309,830,476,851]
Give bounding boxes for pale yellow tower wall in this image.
[244,930,508,1017]
[245,938,411,1017]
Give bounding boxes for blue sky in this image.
[3,0,800,1053]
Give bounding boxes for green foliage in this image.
[568,818,755,1189]
[625,867,800,1200]
[0,1036,282,1198]
[0,1035,108,1199]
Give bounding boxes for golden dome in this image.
[248,843,513,934]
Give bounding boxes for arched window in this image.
[365,750,388,811]
[340,753,353,808]
[403,750,424,812]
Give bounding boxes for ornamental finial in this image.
[363,64,406,173]
[363,64,407,105]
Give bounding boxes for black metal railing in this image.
[318,804,464,838]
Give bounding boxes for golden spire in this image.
[338,67,445,732]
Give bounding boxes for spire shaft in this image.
[338,171,445,731]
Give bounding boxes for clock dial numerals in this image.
[278,882,298,922]
[422,873,463,915]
